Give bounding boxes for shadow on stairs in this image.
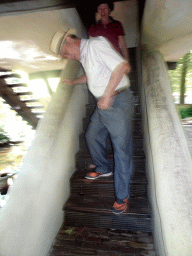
[49,48,156,255]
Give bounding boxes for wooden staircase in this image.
[49,48,156,255]
[0,69,44,129]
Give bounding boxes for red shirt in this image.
[88,18,125,54]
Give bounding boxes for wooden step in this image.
[0,73,21,79]
[128,48,137,71]
[128,70,137,81]
[21,98,39,103]
[31,111,45,116]
[64,196,151,232]
[27,105,44,109]
[76,161,145,173]
[130,81,138,92]
[15,91,33,96]
[133,92,140,105]
[50,226,155,256]
[75,154,145,173]
[7,83,28,87]
[70,170,148,198]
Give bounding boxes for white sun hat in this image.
[50,28,77,55]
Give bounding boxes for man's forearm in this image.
[103,61,129,97]
[73,74,87,85]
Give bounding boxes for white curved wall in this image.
[112,0,138,47]
[0,61,88,256]
[0,7,88,255]
[141,47,192,255]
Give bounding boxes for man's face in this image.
[98,4,110,18]
[60,37,76,60]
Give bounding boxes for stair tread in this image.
[15,91,33,96]
[76,160,146,173]
[64,196,151,217]
[50,226,155,256]
[7,83,28,87]
[71,170,147,184]
[64,209,151,232]
[70,170,148,198]
[76,151,145,160]
[21,98,39,102]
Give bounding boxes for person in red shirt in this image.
[88,1,131,67]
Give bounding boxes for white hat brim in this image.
[58,28,76,55]
[50,28,77,55]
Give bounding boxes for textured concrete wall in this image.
[112,0,138,47]
[0,60,88,256]
[141,47,192,255]
[142,0,192,61]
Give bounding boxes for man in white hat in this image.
[50,30,133,214]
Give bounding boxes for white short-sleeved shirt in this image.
[80,36,130,98]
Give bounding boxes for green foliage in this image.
[179,106,192,119]
[168,65,183,93]
[179,108,187,119]
[168,51,192,102]
[0,126,10,145]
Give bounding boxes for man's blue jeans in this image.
[85,88,134,204]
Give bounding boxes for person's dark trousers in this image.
[85,88,134,203]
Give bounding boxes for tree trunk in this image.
[180,53,190,104]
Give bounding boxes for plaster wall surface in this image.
[141,47,192,255]
[183,125,192,156]
[142,0,192,61]
[112,0,138,48]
